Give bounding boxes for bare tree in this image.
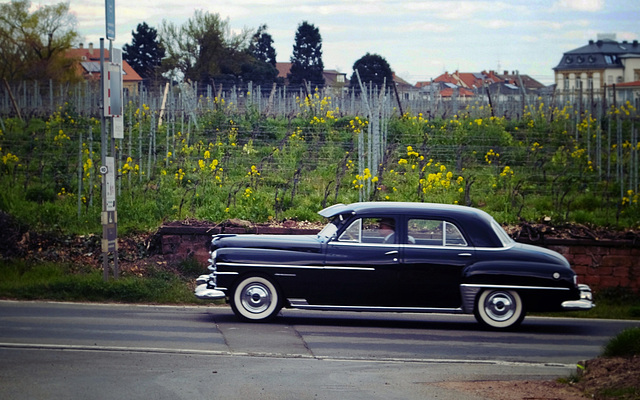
[159,10,252,83]
[0,0,79,81]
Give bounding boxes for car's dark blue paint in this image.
[195,202,594,329]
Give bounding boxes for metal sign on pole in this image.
[100,0,121,281]
[103,48,124,139]
[105,0,115,40]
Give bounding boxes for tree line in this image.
[0,0,395,91]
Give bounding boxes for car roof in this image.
[319,201,492,220]
[319,202,503,247]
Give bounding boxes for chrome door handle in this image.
[385,250,398,255]
[458,253,472,257]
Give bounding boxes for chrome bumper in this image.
[561,284,595,310]
[194,274,225,300]
[194,284,226,300]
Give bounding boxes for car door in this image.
[306,216,401,306]
[397,218,475,309]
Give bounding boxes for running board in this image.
[287,298,465,314]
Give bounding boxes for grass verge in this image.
[0,259,207,305]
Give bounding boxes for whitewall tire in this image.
[230,275,281,322]
[474,289,525,329]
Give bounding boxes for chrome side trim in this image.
[460,284,570,291]
[218,262,322,269]
[217,262,374,271]
[287,298,464,314]
[274,273,297,277]
[330,241,397,248]
[214,271,239,275]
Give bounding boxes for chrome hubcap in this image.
[241,283,271,313]
[484,291,515,321]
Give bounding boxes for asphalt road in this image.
[1,300,638,400]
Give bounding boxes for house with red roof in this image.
[66,43,143,95]
[275,63,414,95]
[416,70,544,98]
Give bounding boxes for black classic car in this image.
[195,202,594,329]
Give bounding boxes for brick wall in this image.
[547,243,640,293]
[157,225,640,293]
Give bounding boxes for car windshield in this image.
[491,219,514,247]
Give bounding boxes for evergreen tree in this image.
[250,25,277,67]
[288,21,324,88]
[241,24,279,86]
[350,53,393,90]
[123,22,165,83]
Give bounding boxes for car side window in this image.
[408,219,467,247]
[338,217,397,244]
[338,219,361,242]
[444,222,467,246]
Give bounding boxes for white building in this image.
[553,34,640,95]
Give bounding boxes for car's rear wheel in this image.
[474,289,525,329]
[230,275,281,322]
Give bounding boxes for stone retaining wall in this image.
[544,242,640,292]
[157,225,640,293]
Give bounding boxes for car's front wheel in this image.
[474,289,525,329]
[230,275,281,322]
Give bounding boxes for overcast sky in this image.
[33,0,639,85]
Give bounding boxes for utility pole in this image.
[100,0,122,281]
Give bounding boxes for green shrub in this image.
[25,186,56,204]
[176,257,206,277]
[602,327,640,358]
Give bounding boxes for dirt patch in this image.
[438,356,639,400]
[575,356,640,399]
[438,379,586,400]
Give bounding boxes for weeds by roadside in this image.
[559,327,640,400]
[0,259,208,305]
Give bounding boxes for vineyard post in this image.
[77,128,83,217]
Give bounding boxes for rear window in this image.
[491,219,514,247]
[408,219,468,247]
